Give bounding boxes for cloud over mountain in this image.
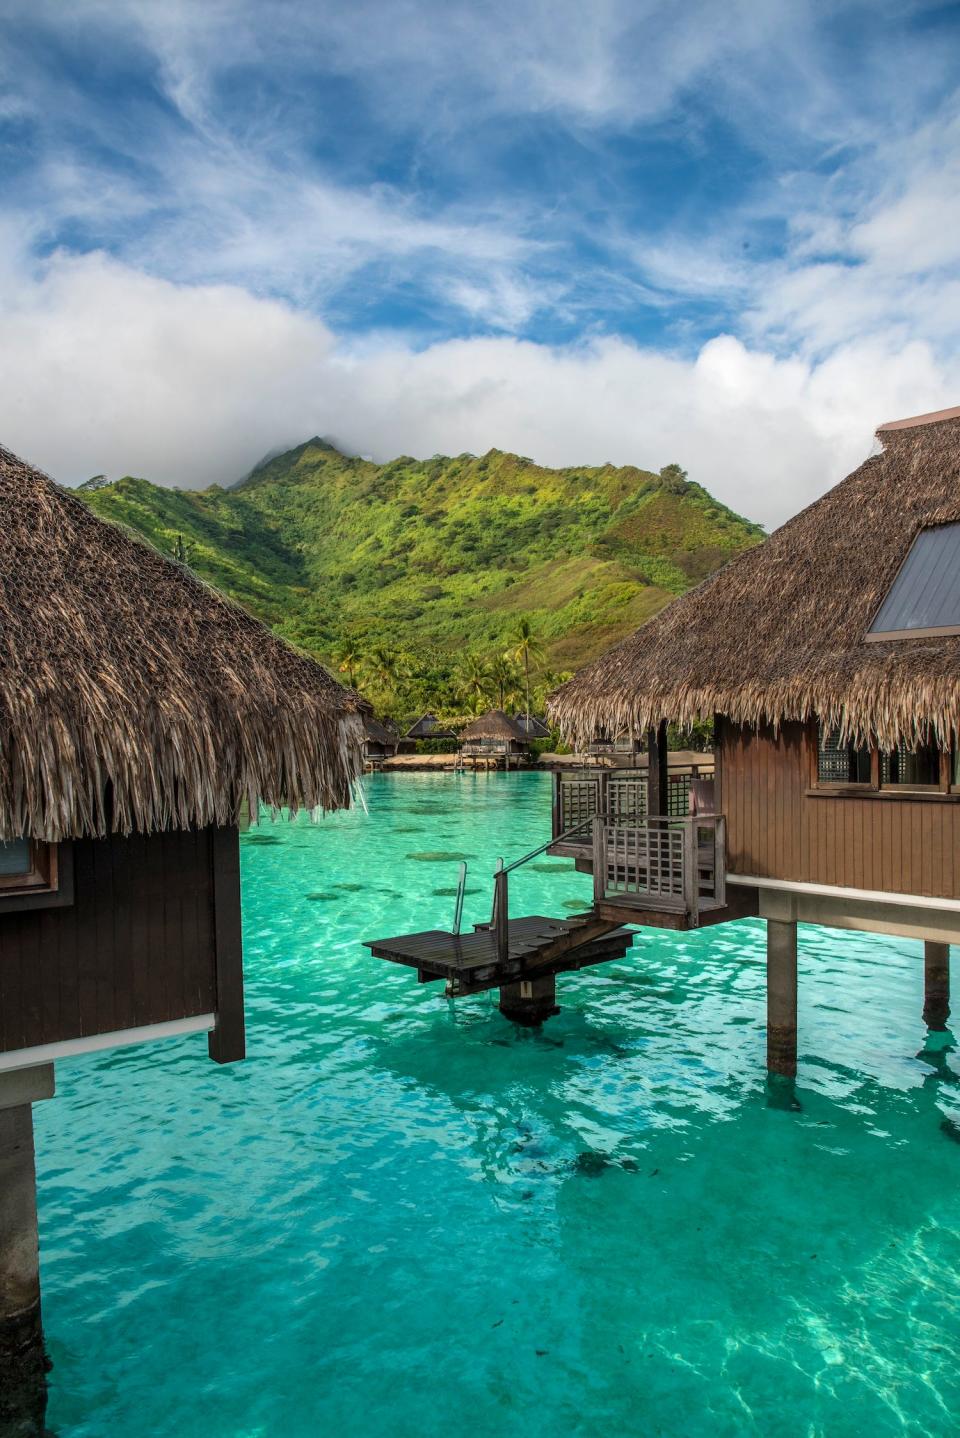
[0,1,958,525]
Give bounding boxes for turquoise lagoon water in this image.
[36,771,960,1437]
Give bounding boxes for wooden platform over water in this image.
[365,913,635,997]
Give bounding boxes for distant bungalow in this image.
[368,406,960,1059]
[585,726,644,762]
[0,445,362,1425]
[460,710,530,769]
[362,716,399,769]
[400,713,459,748]
[512,712,550,739]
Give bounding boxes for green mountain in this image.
[77,440,763,684]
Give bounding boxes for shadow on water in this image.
[0,1343,51,1438]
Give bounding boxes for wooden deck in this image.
[596,886,759,931]
[365,913,634,996]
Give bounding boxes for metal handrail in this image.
[498,813,597,876]
[452,861,467,935]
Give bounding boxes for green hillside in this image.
[77,441,763,716]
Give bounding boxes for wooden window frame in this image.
[0,840,58,894]
[877,741,944,795]
[810,723,875,794]
[0,841,74,914]
[808,721,960,802]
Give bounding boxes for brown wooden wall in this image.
[0,826,240,1057]
[719,720,960,899]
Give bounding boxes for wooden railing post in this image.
[647,721,668,817]
[592,816,606,904]
[682,819,698,925]
[551,770,560,840]
[714,816,726,908]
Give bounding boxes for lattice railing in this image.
[554,766,715,842]
[591,815,726,925]
[556,773,606,833]
[608,775,647,823]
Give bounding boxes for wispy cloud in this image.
[0,0,958,521]
[2,244,957,527]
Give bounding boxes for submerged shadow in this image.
[765,1073,803,1112]
[0,1340,52,1438]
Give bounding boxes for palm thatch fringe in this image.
[0,445,364,841]
[549,413,960,752]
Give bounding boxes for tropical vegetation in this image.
[76,438,763,723]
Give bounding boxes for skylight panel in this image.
[867,522,960,640]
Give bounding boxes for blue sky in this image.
[0,0,959,522]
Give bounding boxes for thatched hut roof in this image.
[513,713,550,738]
[460,710,527,742]
[550,409,960,751]
[0,445,365,841]
[404,713,457,740]
[363,716,397,746]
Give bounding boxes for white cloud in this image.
[3,247,957,526]
[1,1,958,532]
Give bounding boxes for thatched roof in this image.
[460,709,527,741]
[550,409,960,751]
[363,716,397,746]
[0,446,365,841]
[513,713,550,738]
[404,713,457,740]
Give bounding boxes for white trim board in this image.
[728,874,960,914]
[0,1013,215,1074]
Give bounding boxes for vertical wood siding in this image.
[720,720,960,898]
[0,828,224,1056]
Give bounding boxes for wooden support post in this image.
[592,816,605,905]
[647,721,668,817]
[767,918,798,1077]
[0,1104,47,1435]
[923,941,951,1031]
[499,973,559,1026]
[208,825,246,1065]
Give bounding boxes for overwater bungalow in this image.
[512,712,550,740]
[399,713,459,749]
[584,727,644,763]
[0,445,363,1425]
[548,404,960,1071]
[459,710,530,769]
[362,716,399,770]
[367,406,960,1061]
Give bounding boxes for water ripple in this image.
[35,773,960,1438]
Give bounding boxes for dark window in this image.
[0,839,58,893]
[880,740,941,788]
[868,523,960,639]
[817,725,872,784]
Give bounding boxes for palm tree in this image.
[488,653,521,711]
[363,645,401,697]
[532,667,571,713]
[332,640,363,690]
[456,652,492,714]
[507,618,545,727]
